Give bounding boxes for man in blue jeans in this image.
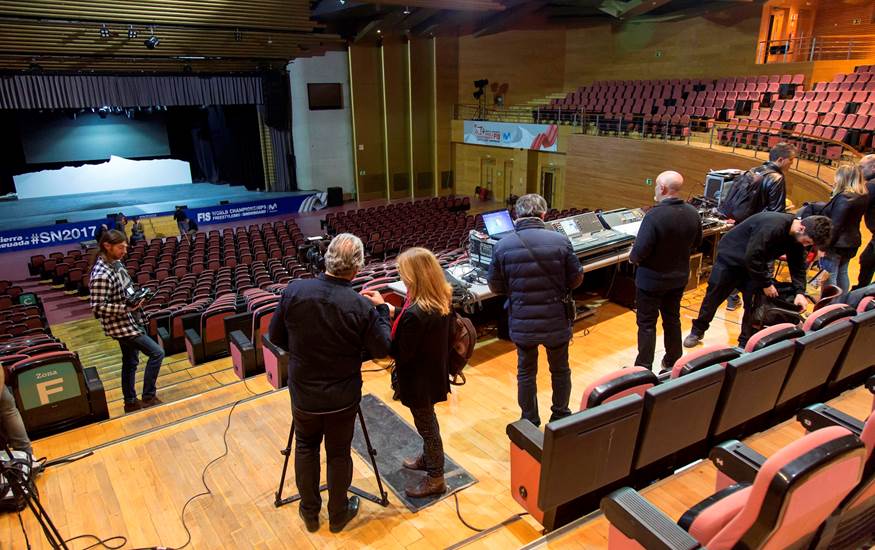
[90,230,164,413]
[488,194,584,427]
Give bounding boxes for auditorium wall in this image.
[288,51,356,195]
[565,134,830,211]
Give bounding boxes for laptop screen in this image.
[482,210,514,236]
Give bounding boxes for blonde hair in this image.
[397,247,452,316]
[833,164,868,197]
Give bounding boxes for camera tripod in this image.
[274,405,390,508]
[1,442,69,549]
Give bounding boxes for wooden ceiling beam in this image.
[472,0,550,37]
[366,0,504,12]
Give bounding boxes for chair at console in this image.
[601,426,866,550]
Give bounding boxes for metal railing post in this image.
[686,122,691,145]
[809,37,816,62]
[848,41,853,60]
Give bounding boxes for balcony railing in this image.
[454,104,865,184]
[757,35,875,64]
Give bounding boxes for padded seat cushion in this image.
[803,304,855,332]
[744,323,803,352]
[579,367,657,410]
[671,345,739,378]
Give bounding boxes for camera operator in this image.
[268,233,392,534]
[89,230,164,414]
[1,364,34,456]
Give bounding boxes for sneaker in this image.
[298,507,319,533]
[140,396,163,409]
[123,400,142,413]
[725,295,740,311]
[328,496,360,533]
[683,332,703,348]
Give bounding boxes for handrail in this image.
[757,35,875,64]
[453,104,864,184]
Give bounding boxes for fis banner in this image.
[0,193,316,253]
[463,121,559,152]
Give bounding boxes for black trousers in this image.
[516,343,572,427]
[691,261,757,347]
[857,238,875,289]
[293,404,357,522]
[409,405,445,478]
[635,286,685,370]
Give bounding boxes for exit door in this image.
[480,158,497,200]
[541,169,556,208]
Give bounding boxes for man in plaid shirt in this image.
[90,230,164,413]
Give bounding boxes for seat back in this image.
[823,412,875,547]
[262,333,288,389]
[829,308,875,391]
[9,351,90,434]
[802,303,855,332]
[579,367,658,410]
[777,321,854,407]
[712,341,797,440]
[633,365,726,471]
[744,323,803,352]
[707,427,865,549]
[671,345,740,378]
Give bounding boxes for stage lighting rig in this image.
[473,78,489,100]
[144,27,160,49]
[128,25,138,39]
[99,24,110,39]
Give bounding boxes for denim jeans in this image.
[0,387,32,455]
[516,343,572,427]
[820,255,850,294]
[117,333,164,403]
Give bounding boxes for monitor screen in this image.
[482,210,514,236]
[559,219,580,236]
[718,180,734,206]
[704,175,723,201]
[307,83,344,110]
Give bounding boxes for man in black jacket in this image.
[630,171,703,372]
[725,142,795,311]
[684,213,832,348]
[487,194,584,427]
[268,233,392,534]
[854,154,875,289]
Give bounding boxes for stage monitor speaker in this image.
[263,72,291,130]
[326,187,343,207]
[55,219,68,225]
[219,200,230,205]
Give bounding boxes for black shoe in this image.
[140,396,163,409]
[329,496,360,533]
[123,400,142,413]
[299,507,319,533]
[725,295,740,311]
[683,332,703,348]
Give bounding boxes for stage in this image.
[0,183,313,232]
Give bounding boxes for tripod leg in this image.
[357,407,389,505]
[274,420,295,507]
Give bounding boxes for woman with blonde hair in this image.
[387,247,453,498]
[818,163,869,292]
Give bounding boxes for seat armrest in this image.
[224,312,252,341]
[261,334,288,358]
[506,420,544,462]
[229,330,254,352]
[709,440,766,486]
[797,404,864,436]
[678,483,749,532]
[866,374,874,395]
[184,328,202,346]
[601,488,702,550]
[157,326,170,342]
[657,370,672,383]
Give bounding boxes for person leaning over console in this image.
[487,194,584,427]
[629,171,702,373]
[684,212,832,349]
[90,230,165,414]
[268,233,392,534]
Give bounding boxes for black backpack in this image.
[718,165,777,223]
[449,313,476,385]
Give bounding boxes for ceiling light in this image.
[144,28,159,49]
[128,25,138,39]
[99,24,110,39]
[403,6,411,15]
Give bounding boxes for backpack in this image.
[0,449,34,512]
[449,313,476,386]
[718,165,776,223]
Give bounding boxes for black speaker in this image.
[263,71,291,130]
[326,187,343,207]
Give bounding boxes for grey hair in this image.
[324,233,365,277]
[515,194,548,218]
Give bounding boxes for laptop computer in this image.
[482,209,515,240]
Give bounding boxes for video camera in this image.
[123,285,154,307]
[298,236,331,276]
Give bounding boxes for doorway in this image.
[480,157,498,200]
[540,168,557,208]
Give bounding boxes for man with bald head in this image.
[854,154,875,289]
[629,171,702,371]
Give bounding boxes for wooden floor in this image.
[5,273,872,550]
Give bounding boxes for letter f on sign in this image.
[37,379,65,405]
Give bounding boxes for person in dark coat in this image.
[815,164,869,293]
[629,171,703,372]
[684,213,833,348]
[378,247,452,498]
[268,233,392,534]
[487,194,584,427]
[853,155,875,289]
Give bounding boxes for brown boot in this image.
[405,475,446,498]
[402,455,426,471]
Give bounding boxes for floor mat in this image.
[352,393,477,513]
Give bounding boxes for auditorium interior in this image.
[1,0,875,548]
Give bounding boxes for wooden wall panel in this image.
[453,143,528,200]
[410,38,435,198]
[350,43,387,201]
[458,29,566,106]
[436,36,459,196]
[383,37,411,199]
[565,135,830,211]
[812,0,875,38]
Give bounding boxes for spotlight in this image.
[403,6,411,15]
[144,27,159,49]
[128,25,138,39]
[99,24,110,39]
[234,29,242,42]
